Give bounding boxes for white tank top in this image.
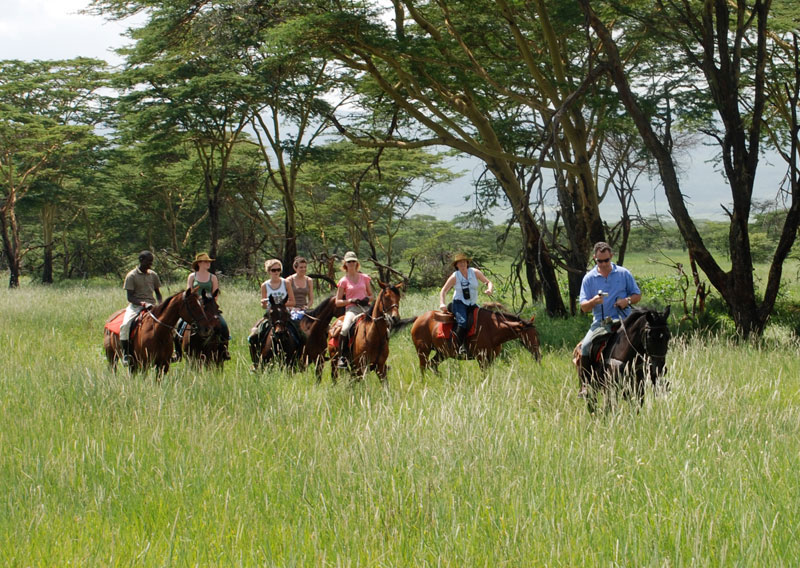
[264,279,288,303]
[452,268,478,306]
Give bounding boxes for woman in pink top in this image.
[335,251,374,368]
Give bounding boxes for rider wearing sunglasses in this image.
[577,242,642,396]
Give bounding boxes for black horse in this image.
[574,306,671,413]
[253,295,302,368]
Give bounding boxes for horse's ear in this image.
[395,281,405,292]
[663,305,671,319]
[378,280,388,289]
[529,314,536,324]
[213,288,220,298]
[269,295,276,307]
[281,295,288,306]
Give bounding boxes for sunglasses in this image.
[270,268,281,272]
[595,257,611,264]
[346,260,357,264]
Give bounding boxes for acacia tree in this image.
[298,141,453,280]
[0,59,107,287]
[579,0,800,337]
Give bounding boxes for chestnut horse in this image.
[104,289,217,374]
[174,289,228,369]
[572,306,671,413]
[410,306,541,373]
[327,282,403,384]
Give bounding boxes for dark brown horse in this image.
[410,306,541,372]
[250,295,303,368]
[174,289,229,369]
[294,296,342,380]
[572,306,671,413]
[104,289,217,374]
[327,282,403,384]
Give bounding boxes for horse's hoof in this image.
[576,385,589,398]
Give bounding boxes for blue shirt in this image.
[579,263,641,325]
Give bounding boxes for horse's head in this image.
[268,295,290,335]
[375,281,403,326]
[180,289,217,330]
[519,315,541,361]
[643,305,671,379]
[195,289,222,337]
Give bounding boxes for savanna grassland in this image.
[2,259,800,566]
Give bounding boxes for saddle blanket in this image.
[435,307,479,339]
[104,310,125,335]
[327,315,365,350]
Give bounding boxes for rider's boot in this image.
[337,333,351,369]
[219,319,231,360]
[248,338,260,371]
[120,339,133,367]
[578,354,593,398]
[454,325,468,357]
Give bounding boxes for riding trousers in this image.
[119,303,145,341]
[341,304,370,336]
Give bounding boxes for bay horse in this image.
[104,289,217,374]
[293,296,343,381]
[410,305,541,373]
[572,306,671,413]
[174,289,229,369]
[327,282,403,385]
[252,295,302,369]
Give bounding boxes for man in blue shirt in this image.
[577,242,642,396]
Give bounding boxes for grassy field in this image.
[2,264,800,565]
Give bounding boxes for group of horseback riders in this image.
[114,241,643,394]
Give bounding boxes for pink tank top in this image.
[337,273,371,306]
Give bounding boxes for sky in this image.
[1,0,788,223]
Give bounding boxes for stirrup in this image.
[337,356,349,369]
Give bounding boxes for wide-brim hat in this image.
[452,252,471,267]
[343,251,359,263]
[192,252,214,270]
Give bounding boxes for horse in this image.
[173,289,229,369]
[293,296,343,381]
[104,289,218,374]
[410,304,541,373]
[327,282,403,384]
[251,295,302,369]
[572,306,671,413]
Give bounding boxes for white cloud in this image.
[0,0,132,63]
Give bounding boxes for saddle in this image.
[104,308,147,339]
[327,314,367,350]
[584,320,623,365]
[434,307,479,340]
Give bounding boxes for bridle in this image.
[620,317,669,364]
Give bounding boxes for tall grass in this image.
[1,282,799,565]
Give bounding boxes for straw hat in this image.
[192,252,214,270]
[452,252,471,267]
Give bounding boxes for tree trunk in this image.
[41,202,54,284]
[0,200,21,288]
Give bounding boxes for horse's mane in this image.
[306,295,336,318]
[481,304,530,325]
[623,307,665,330]
[151,290,185,317]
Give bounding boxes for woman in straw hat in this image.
[186,252,230,359]
[335,251,374,368]
[438,252,494,354]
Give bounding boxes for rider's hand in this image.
[140,302,152,309]
[439,303,447,311]
[358,298,369,306]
